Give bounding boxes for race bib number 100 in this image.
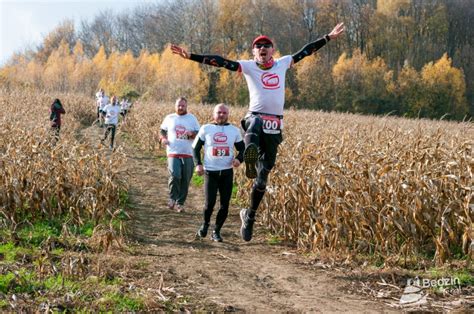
[212,146,230,157]
[262,115,282,134]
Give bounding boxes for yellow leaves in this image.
[73,41,85,59]
[93,46,107,69]
[216,50,249,105]
[421,53,466,98]
[332,52,349,83]
[376,0,410,17]
[153,45,208,103]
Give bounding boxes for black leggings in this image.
[103,124,116,147]
[243,114,283,188]
[203,168,234,228]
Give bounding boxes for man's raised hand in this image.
[328,22,345,40]
[170,44,190,59]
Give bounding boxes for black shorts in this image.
[242,113,283,170]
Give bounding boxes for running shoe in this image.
[167,199,175,210]
[244,143,258,179]
[240,208,255,242]
[175,204,185,213]
[211,230,223,242]
[197,223,209,238]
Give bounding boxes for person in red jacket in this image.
[50,98,65,141]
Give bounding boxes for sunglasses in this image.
[254,43,273,49]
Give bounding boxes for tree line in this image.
[1,0,472,120]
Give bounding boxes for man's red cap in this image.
[252,35,273,47]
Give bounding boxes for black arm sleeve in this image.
[193,138,204,166]
[292,35,330,64]
[160,129,167,137]
[234,140,245,163]
[189,53,240,72]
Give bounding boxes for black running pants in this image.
[203,168,234,228]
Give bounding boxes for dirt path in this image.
[82,124,396,312]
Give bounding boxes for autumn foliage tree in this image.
[418,54,468,120]
[332,50,393,114]
[216,51,250,107]
[295,54,334,110]
[154,45,208,103]
[43,40,74,92]
[391,63,424,117]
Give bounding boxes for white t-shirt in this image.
[194,124,243,171]
[120,101,130,111]
[96,91,103,101]
[99,95,109,110]
[103,104,121,125]
[161,113,200,157]
[238,55,293,116]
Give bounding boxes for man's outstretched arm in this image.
[170,44,240,72]
[292,22,345,65]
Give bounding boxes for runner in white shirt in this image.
[160,97,200,212]
[96,88,104,100]
[95,88,105,124]
[171,22,345,242]
[192,104,244,242]
[98,94,109,127]
[100,95,121,149]
[120,98,131,124]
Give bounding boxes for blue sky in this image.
[0,0,156,66]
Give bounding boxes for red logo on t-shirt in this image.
[261,72,280,90]
[175,125,187,139]
[213,132,227,143]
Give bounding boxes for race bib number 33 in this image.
[212,146,230,157]
[262,115,282,134]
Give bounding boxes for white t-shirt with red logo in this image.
[194,124,243,171]
[238,55,292,116]
[103,104,121,125]
[161,113,200,157]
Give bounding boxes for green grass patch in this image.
[43,274,78,291]
[79,221,95,237]
[267,234,283,245]
[231,183,238,199]
[0,242,19,262]
[0,269,37,294]
[119,189,130,206]
[16,220,61,246]
[157,156,167,162]
[455,270,474,286]
[0,273,15,294]
[99,292,145,311]
[0,242,34,262]
[427,268,474,287]
[191,174,204,187]
[231,182,244,206]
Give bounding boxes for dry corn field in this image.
[125,100,473,266]
[0,88,126,232]
[1,88,473,266]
